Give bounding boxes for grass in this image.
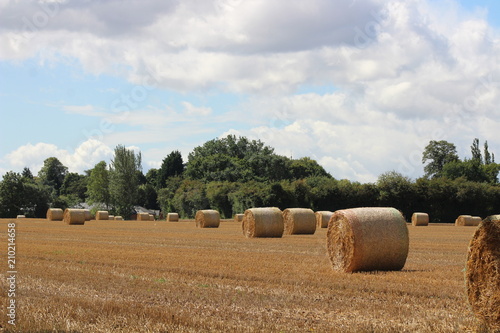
[0,219,482,332]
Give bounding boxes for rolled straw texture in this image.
[47,208,64,221]
[327,207,409,272]
[411,212,429,226]
[315,211,333,228]
[114,216,124,221]
[466,215,500,330]
[96,211,109,220]
[456,215,473,226]
[283,208,316,235]
[63,208,86,225]
[234,214,244,222]
[470,216,482,226]
[242,207,284,238]
[149,214,155,221]
[83,209,92,221]
[137,212,149,221]
[108,215,115,220]
[195,210,220,228]
[167,213,179,222]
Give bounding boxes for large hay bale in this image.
[96,211,109,220]
[283,208,316,235]
[471,216,482,226]
[114,216,124,221]
[327,207,409,272]
[46,208,63,221]
[315,211,333,228]
[137,212,149,221]
[242,207,284,238]
[456,215,473,226]
[411,212,429,226]
[195,210,220,228]
[167,213,179,222]
[234,214,244,222]
[63,208,86,225]
[466,215,500,330]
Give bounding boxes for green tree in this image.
[172,179,208,218]
[38,157,68,194]
[109,145,142,217]
[206,181,237,218]
[60,172,87,202]
[157,176,183,214]
[157,150,184,188]
[0,172,25,217]
[471,138,482,163]
[86,161,111,209]
[145,168,159,186]
[289,157,331,179]
[137,183,159,210]
[484,141,493,165]
[377,171,416,219]
[422,140,459,178]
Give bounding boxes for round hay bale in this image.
[96,211,109,220]
[114,216,124,221]
[149,214,155,221]
[456,215,473,226]
[411,212,429,226]
[466,215,500,330]
[283,208,316,235]
[242,207,284,238]
[470,216,482,226]
[16,215,26,219]
[327,207,409,272]
[108,215,115,220]
[83,209,92,221]
[167,213,179,222]
[137,212,149,221]
[63,208,86,225]
[195,210,220,228]
[234,214,244,222]
[315,211,333,228]
[46,208,63,221]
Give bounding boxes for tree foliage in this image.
[38,157,68,194]
[157,150,184,188]
[422,140,459,178]
[86,161,111,209]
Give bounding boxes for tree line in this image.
[0,135,499,222]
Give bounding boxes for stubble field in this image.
[0,218,481,332]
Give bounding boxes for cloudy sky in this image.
[1,0,500,182]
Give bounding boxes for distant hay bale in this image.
[16,215,26,219]
[83,209,92,221]
[466,215,500,331]
[137,212,149,221]
[234,214,244,222]
[149,214,155,221]
[108,215,115,220]
[114,216,124,221]
[471,216,482,226]
[167,213,179,222]
[327,207,409,272]
[96,211,109,220]
[315,211,333,228]
[195,210,220,228]
[411,212,429,226]
[63,208,86,225]
[242,207,284,238]
[283,208,316,235]
[456,215,473,226]
[46,208,63,221]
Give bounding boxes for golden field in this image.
[0,218,482,332]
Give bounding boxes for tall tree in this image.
[60,172,87,202]
[471,138,482,163]
[38,157,68,194]
[422,140,459,178]
[484,141,493,165]
[109,145,142,217]
[157,150,184,188]
[86,161,111,209]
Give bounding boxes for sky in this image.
[1,0,500,183]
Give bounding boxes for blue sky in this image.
[1,0,500,182]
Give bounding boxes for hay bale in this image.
[327,207,409,272]
[83,209,92,221]
[137,212,149,221]
[283,208,316,235]
[114,216,124,221]
[234,214,244,222]
[108,215,115,220]
[411,212,429,226]
[471,216,482,226]
[242,207,284,238]
[456,215,473,226]
[167,213,179,222]
[63,208,86,225]
[16,215,26,219]
[149,214,155,221]
[195,210,220,228]
[96,211,109,220]
[466,215,500,330]
[315,211,333,228]
[46,208,63,221]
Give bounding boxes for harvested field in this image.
[0,219,480,332]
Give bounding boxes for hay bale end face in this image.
[411,212,429,226]
[234,214,244,222]
[46,208,64,221]
[137,212,149,221]
[466,215,500,330]
[114,216,124,221]
[167,213,179,222]
[327,207,409,273]
[283,208,316,235]
[195,210,220,228]
[96,211,109,220]
[456,215,473,226]
[242,207,284,238]
[108,215,115,220]
[315,211,333,228]
[63,208,86,225]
